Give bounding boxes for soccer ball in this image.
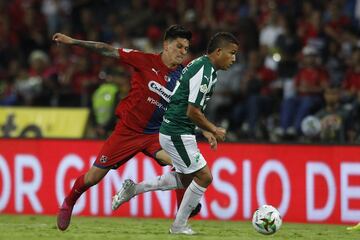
[252,205,282,235]
[301,115,321,137]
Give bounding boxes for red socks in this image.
[65,175,90,206]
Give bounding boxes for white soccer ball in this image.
[301,115,321,137]
[252,205,282,235]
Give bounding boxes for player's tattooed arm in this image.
[73,40,119,58]
[52,33,119,58]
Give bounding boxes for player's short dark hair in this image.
[164,25,192,41]
[207,32,239,54]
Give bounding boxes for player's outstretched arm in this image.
[52,33,119,58]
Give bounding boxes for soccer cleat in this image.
[112,179,136,210]
[189,203,202,218]
[347,223,360,231]
[57,199,74,231]
[169,224,196,235]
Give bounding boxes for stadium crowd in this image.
[0,0,360,143]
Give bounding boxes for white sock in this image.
[173,180,206,227]
[135,172,183,195]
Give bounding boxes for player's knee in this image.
[85,175,98,186]
[194,167,213,187]
[85,166,109,186]
[196,173,212,188]
[203,174,213,187]
[84,172,102,186]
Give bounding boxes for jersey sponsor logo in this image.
[147,97,167,110]
[200,84,208,93]
[148,81,173,102]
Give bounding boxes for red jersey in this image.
[257,66,277,96]
[116,48,182,134]
[295,67,329,95]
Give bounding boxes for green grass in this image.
[0,214,358,240]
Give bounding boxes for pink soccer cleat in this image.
[57,200,74,231]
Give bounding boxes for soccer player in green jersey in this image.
[112,32,239,235]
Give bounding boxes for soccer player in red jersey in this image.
[52,25,201,231]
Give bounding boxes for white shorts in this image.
[159,133,207,174]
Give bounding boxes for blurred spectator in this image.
[340,26,360,61]
[61,53,99,106]
[133,25,163,53]
[324,40,345,85]
[120,0,152,38]
[229,50,278,140]
[274,15,302,62]
[41,0,72,35]
[259,7,285,58]
[297,6,326,51]
[342,45,360,102]
[342,46,360,142]
[0,78,17,106]
[19,2,50,57]
[16,50,58,106]
[323,0,351,44]
[314,85,353,143]
[277,45,329,138]
[0,59,22,106]
[91,67,130,139]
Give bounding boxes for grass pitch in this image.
[0,214,358,240]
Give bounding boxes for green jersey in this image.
[160,55,217,135]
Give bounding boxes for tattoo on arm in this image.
[73,39,119,58]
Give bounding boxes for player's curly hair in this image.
[164,25,192,41]
[207,32,239,54]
